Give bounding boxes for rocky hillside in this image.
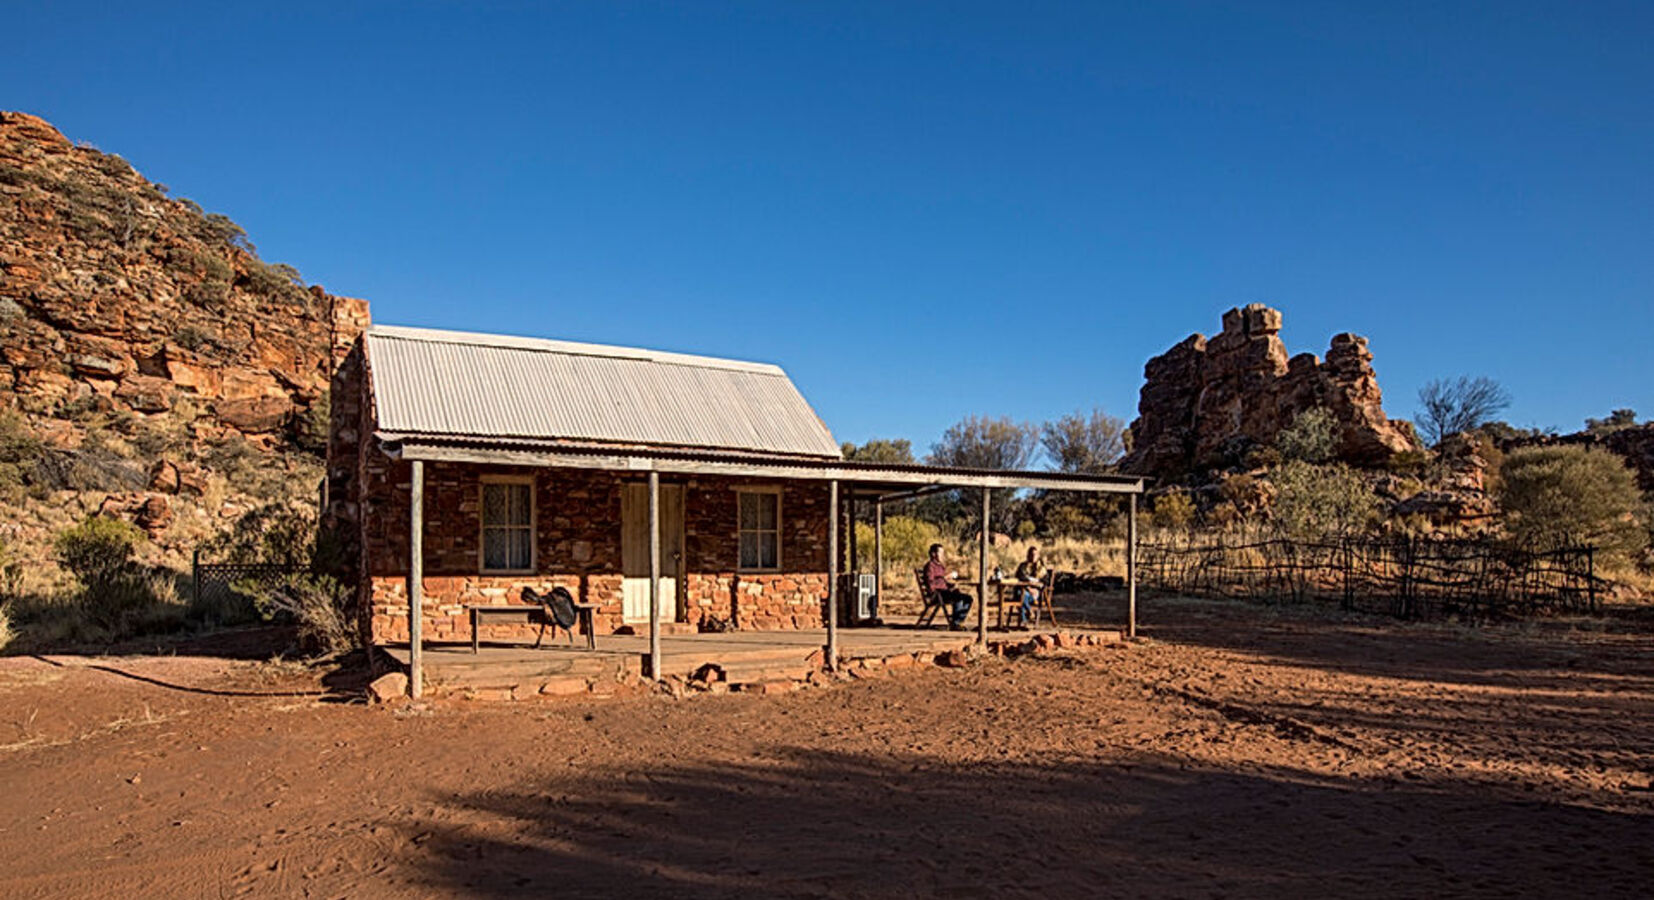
[1122,303,1420,480]
[0,111,368,586]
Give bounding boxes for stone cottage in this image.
[326,314,1144,691]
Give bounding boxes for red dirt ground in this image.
[1,597,1650,898]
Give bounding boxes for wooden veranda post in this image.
[827,480,840,671]
[873,500,884,621]
[977,487,989,644]
[1127,491,1138,639]
[648,470,661,683]
[409,459,425,698]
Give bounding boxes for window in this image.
[481,478,534,572]
[737,490,780,571]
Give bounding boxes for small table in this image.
[468,603,598,653]
[989,578,1055,630]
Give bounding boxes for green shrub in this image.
[1276,407,1338,464]
[54,516,163,629]
[853,515,941,570]
[1272,460,1378,538]
[174,324,215,351]
[55,516,141,592]
[1151,491,1195,530]
[1499,445,1647,565]
[242,572,355,656]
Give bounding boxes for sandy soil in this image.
[1,598,1651,899]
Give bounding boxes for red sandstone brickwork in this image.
[354,461,837,644]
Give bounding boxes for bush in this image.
[1499,445,1647,565]
[53,516,163,628]
[1151,491,1195,530]
[242,572,355,656]
[1272,460,1378,538]
[55,516,141,590]
[853,515,941,570]
[1276,407,1338,464]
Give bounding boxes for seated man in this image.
[924,543,974,630]
[1014,545,1047,627]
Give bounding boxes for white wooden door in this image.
[621,483,683,624]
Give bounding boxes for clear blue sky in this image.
[7,2,1651,452]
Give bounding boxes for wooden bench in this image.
[468,601,597,653]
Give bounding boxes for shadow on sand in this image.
[398,746,1651,899]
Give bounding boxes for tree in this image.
[1498,445,1646,565]
[1275,407,1338,464]
[927,416,1038,532]
[928,416,1037,470]
[1416,376,1512,446]
[841,438,916,464]
[1585,409,1640,435]
[1040,408,1127,474]
[1272,461,1379,539]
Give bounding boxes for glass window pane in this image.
[738,493,759,530]
[483,529,507,570]
[739,532,758,569]
[756,494,778,530]
[512,483,532,526]
[759,532,778,569]
[483,484,506,526]
[508,528,532,569]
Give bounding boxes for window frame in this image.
[478,474,537,574]
[734,487,783,573]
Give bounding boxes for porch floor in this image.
[380,626,985,692]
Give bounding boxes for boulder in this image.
[1122,304,1419,479]
[367,672,408,702]
[212,395,292,433]
[148,459,181,493]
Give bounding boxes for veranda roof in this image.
[364,325,842,459]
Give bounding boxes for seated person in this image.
[923,544,974,630]
[1014,546,1047,627]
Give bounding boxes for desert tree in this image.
[928,415,1038,470]
[1040,408,1128,474]
[1584,409,1640,435]
[840,438,916,464]
[1416,376,1512,446]
[1272,461,1380,539]
[926,416,1038,532]
[1498,445,1646,566]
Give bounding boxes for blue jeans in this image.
[940,590,973,626]
[1017,587,1040,624]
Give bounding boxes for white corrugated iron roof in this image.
[364,325,842,458]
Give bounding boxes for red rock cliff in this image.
[1122,304,1419,479]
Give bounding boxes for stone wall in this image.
[355,459,836,644]
[1122,304,1419,480]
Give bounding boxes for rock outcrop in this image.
[1122,304,1419,480]
[0,111,370,574]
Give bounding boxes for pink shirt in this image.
[924,559,950,592]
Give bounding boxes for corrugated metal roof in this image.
[364,325,842,458]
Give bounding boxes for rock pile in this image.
[1122,304,1419,480]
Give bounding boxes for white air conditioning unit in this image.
[845,573,878,624]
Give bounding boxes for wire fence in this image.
[1138,534,1605,621]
